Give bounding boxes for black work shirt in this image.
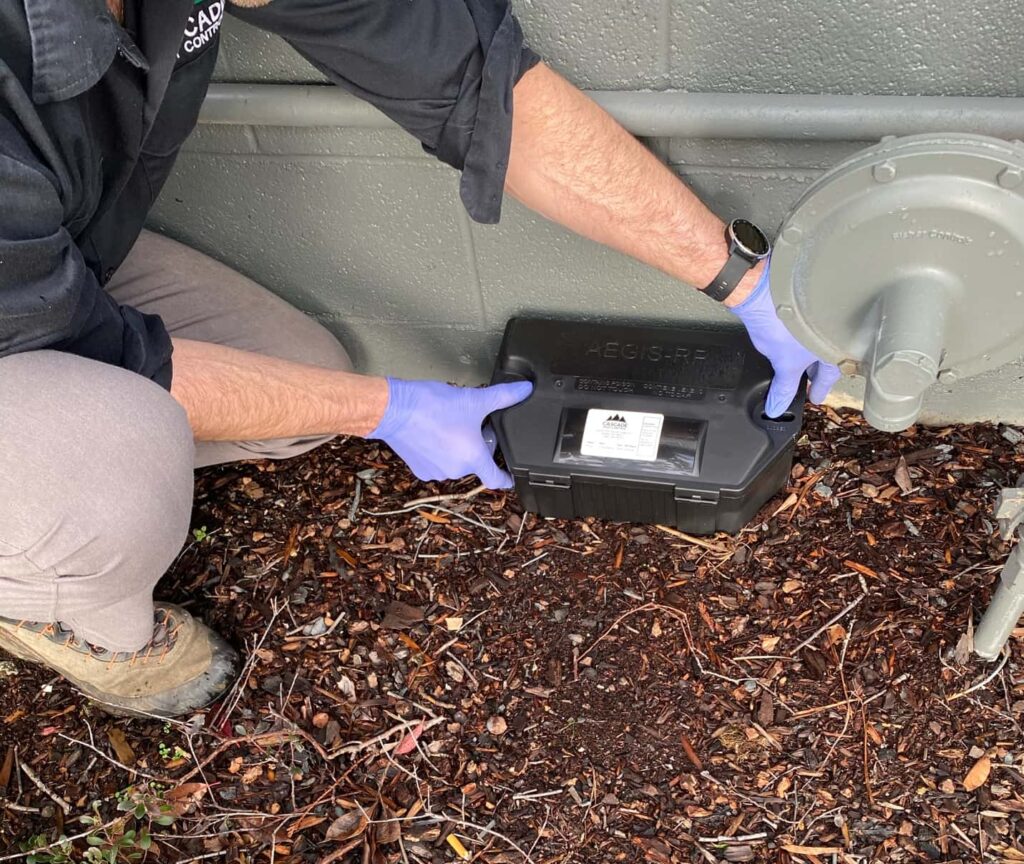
[0,0,538,388]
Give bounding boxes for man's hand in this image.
[730,265,841,417]
[369,379,533,489]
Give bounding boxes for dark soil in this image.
[2,406,1024,864]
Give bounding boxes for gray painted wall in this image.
[149,2,1024,424]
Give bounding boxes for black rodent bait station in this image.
[491,318,803,535]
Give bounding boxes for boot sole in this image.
[0,625,239,719]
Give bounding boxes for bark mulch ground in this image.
[2,406,1024,864]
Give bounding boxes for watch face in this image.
[731,219,771,258]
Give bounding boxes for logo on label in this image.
[585,341,709,364]
[179,0,224,60]
[602,414,628,428]
[891,228,973,245]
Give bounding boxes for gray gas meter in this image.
[770,133,1024,432]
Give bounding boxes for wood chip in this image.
[106,728,136,767]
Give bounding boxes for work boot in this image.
[0,604,239,718]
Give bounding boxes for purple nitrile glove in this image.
[369,378,533,489]
[730,263,841,418]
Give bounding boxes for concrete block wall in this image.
[149,1,1024,423]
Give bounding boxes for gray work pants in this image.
[0,231,352,652]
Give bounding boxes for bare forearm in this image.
[507,63,761,305]
[169,338,388,441]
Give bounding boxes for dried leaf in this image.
[381,601,425,630]
[680,734,703,770]
[771,492,799,518]
[394,720,425,756]
[894,456,913,494]
[285,815,326,837]
[374,808,401,844]
[325,809,368,841]
[338,674,357,701]
[416,510,450,524]
[963,755,992,791]
[107,728,136,766]
[165,783,209,802]
[757,691,774,727]
[0,748,13,793]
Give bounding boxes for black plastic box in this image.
[491,318,803,535]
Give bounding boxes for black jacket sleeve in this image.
[228,0,540,224]
[0,114,172,387]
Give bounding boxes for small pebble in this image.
[486,715,508,736]
[302,616,327,637]
[1001,426,1024,445]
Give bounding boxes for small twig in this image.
[329,716,445,758]
[0,800,40,814]
[56,734,169,783]
[19,760,70,814]
[786,470,826,523]
[402,484,486,508]
[348,477,362,522]
[176,726,331,784]
[654,524,732,555]
[214,598,288,727]
[816,618,856,773]
[862,700,875,805]
[790,590,867,654]
[697,832,768,844]
[0,818,125,861]
[947,648,1011,701]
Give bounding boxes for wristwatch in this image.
[701,218,771,302]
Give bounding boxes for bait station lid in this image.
[491,318,803,535]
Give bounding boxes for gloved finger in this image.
[481,380,533,414]
[765,368,803,418]
[482,422,498,456]
[807,361,842,404]
[474,452,515,490]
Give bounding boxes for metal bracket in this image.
[994,477,1024,540]
[974,475,1024,660]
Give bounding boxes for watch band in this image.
[702,251,754,303]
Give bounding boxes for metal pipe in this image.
[863,276,953,432]
[201,84,1024,140]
